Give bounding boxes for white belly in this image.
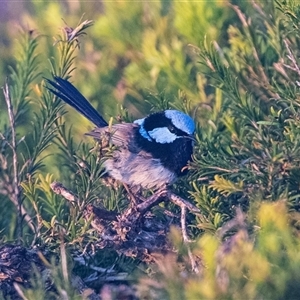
[103,149,176,190]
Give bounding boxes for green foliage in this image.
[0,31,41,240]
[139,202,300,300]
[189,0,300,231]
[2,0,300,298]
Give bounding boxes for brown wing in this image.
[86,123,140,152]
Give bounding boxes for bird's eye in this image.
[168,125,176,133]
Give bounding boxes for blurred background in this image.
[0,0,234,128]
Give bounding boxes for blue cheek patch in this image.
[134,118,152,141]
[164,110,195,135]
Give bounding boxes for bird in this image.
[46,76,196,191]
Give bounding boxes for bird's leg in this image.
[123,183,146,206]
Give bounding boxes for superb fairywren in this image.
[46,76,195,190]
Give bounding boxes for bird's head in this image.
[134,110,195,144]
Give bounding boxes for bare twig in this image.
[0,131,13,150]
[13,283,29,300]
[168,192,201,213]
[283,39,300,78]
[3,81,18,200]
[180,205,191,243]
[137,189,168,213]
[51,180,202,225]
[180,205,199,273]
[2,80,35,238]
[50,181,77,203]
[50,180,203,266]
[60,241,69,283]
[251,0,266,17]
[50,182,118,221]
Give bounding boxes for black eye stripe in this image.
[143,112,188,136]
[171,127,186,136]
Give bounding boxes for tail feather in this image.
[45,76,108,128]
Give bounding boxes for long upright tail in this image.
[45,76,108,128]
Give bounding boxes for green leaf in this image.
[209,175,244,196]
